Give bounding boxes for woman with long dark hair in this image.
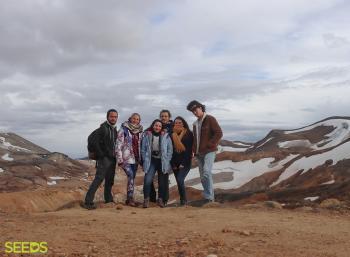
[141,119,173,208]
[171,116,193,206]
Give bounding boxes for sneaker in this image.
[143,198,149,208]
[157,198,165,208]
[82,202,97,210]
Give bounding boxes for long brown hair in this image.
[172,116,190,131]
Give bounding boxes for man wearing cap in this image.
[187,100,222,203]
[84,109,118,209]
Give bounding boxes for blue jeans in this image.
[143,158,169,200]
[123,163,138,199]
[196,152,216,200]
[173,165,191,202]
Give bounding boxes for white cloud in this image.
[0,0,349,157]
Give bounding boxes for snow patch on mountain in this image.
[233,142,252,147]
[49,176,66,180]
[170,154,298,190]
[304,196,319,201]
[256,137,273,149]
[0,136,30,152]
[2,153,14,161]
[284,119,350,150]
[278,140,313,149]
[47,181,57,186]
[218,145,247,153]
[321,180,335,185]
[272,141,350,186]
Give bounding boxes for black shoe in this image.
[82,202,97,210]
[143,198,149,208]
[105,199,114,204]
[180,200,187,206]
[157,198,165,208]
[191,199,214,207]
[203,199,214,204]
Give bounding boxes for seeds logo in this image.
[3,242,48,254]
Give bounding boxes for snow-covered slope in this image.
[170,154,297,190]
[247,117,350,153]
[217,145,248,153]
[0,132,50,156]
[175,117,350,203]
[217,140,252,153]
[281,118,350,151]
[272,140,350,186]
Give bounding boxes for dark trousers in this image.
[149,175,169,202]
[174,165,191,202]
[143,158,169,201]
[150,181,157,202]
[158,172,169,202]
[85,157,116,204]
[159,173,169,203]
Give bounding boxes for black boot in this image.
[82,202,97,210]
[180,199,187,206]
[157,198,165,208]
[143,198,149,208]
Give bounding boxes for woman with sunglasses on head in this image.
[141,119,173,208]
[171,116,193,206]
[116,113,143,207]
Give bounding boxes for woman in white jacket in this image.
[116,113,143,206]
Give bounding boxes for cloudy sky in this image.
[1,0,350,157]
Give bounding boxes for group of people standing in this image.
[83,100,223,209]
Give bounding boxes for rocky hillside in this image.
[0,132,91,193]
[169,116,350,205]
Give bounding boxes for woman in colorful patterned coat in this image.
[116,113,143,206]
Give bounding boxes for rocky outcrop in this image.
[0,133,92,193]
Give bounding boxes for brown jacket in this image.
[193,114,223,155]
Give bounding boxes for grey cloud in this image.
[323,33,350,49]
[0,64,341,138]
[219,121,291,143]
[300,107,316,113]
[0,0,162,77]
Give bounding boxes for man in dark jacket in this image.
[187,100,222,203]
[159,109,173,205]
[84,109,118,209]
[160,109,173,134]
